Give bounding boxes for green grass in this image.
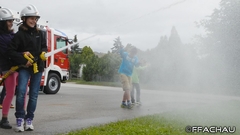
[67,79,121,87]
[64,115,187,135]
[63,113,239,135]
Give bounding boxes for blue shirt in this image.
[118,49,138,76]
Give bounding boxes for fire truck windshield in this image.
[56,38,67,54]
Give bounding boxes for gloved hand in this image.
[40,52,47,61]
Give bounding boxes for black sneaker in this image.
[0,120,12,129]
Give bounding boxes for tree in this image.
[82,54,99,81]
[140,26,199,89]
[199,0,240,57]
[80,46,95,63]
[70,35,81,54]
[98,52,121,81]
[198,0,240,89]
[111,37,124,53]
[69,35,81,77]
[69,53,81,75]
[80,46,98,81]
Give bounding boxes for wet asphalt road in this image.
[0,82,239,135]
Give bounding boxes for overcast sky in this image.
[2,0,221,53]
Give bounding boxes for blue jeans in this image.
[15,69,42,120]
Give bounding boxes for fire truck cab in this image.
[40,26,70,94]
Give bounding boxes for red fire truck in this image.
[0,11,76,94]
[40,25,71,94]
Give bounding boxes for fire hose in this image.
[0,66,19,86]
[23,53,39,74]
[0,53,38,86]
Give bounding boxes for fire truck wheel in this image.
[44,73,61,94]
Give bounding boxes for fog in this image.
[124,0,240,132]
[138,29,239,95]
[137,0,240,96]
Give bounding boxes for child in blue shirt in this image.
[118,47,138,109]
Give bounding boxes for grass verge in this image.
[64,114,238,135]
[65,115,187,135]
[68,79,121,87]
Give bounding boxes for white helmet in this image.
[0,8,15,21]
[20,4,40,19]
